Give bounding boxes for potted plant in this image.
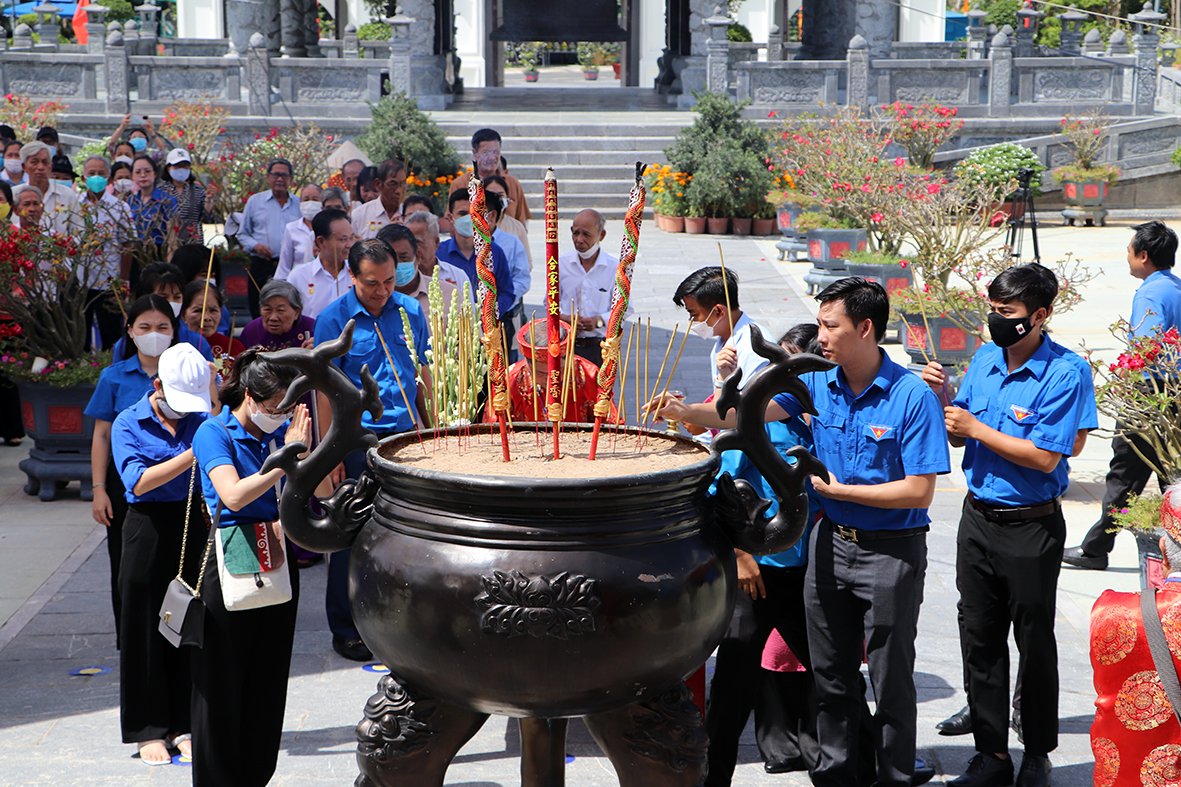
[577,42,601,81]
[752,201,777,236]
[842,250,915,296]
[644,164,691,233]
[1111,491,1167,590]
[1053,112,1119,226]
[728,148,774,237]
[509,42,541,82]
[796,211,865,268]
[0,218,118,500]
[952,142,1044,220]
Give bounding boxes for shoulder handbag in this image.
[214,427,292,611]
[1141,588,1181,724]
[158,457,215,648]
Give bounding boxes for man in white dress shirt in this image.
[351,159,406,240]
[275,183,322,280]
[557,209,617,367]
[284,208,354,319]
[20,142,80,235]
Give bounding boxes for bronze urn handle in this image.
[259,320,384,553]
[711,325,835,555]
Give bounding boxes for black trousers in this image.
[806,520,926,787]
[957,498,1064,756]
[119,501,201,743]
[705,565,814,785]
[573,338,603,368]
[191,547,299,786]
[247,255,278,319]
[1081,425,1164,556]
[105,460,129,648]
[0,373,23,440]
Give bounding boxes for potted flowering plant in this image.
[953,142,1044,222]
[1111,491,1168,589]
[0,217,119,500]
[880,101,964,169]
[842,250,914,297]
[1053,112,1119,225]
[645,164,690,232]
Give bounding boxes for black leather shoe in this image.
[764,757,806,774]
[1015,754,1051,787]
[1010,712,1023,744]
[949,753,1014,786]
[1062,546,1108,570]
[937,704,974,736]
[332,636,373,662]
[912,757,935,786]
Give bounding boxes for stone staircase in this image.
[436,111,695,220]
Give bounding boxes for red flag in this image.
[72,0,90,46]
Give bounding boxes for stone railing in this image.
[1158,66,1181,115]
[0,49,106,112]
[128,53,247,107]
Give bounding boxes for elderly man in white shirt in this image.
[275,183,323,281]
[557,209,617,368]
[351,159,406,240]
[284,207,354,319]
[20,142,80,235]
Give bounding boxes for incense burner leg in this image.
[520,717,569,787]
[354,673,489,787]
[582,683,708,787]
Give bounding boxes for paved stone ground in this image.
[0,213,1160,785]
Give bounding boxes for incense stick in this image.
[642,324,679,428]
[717,242,736,338]
[374,324,424,449]
[613,322,634,453]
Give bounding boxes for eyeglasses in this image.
[268,171,291,179]
[254,399,295,417]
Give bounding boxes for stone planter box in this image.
[776,203,804,238]
[843,262,914,296]
[898,315,982,367]
[1136,528,1166,590]
[806,228,867,265]
[17,381,97,501]
[1062,179,1110,208]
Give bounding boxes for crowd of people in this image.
[6,112,1181,787]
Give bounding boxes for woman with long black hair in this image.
[189,347,321,786]
[85,294,180,646]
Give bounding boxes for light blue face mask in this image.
[46,144,57,158]
[85,174,108,194]
[129,137,148,153]
[395,261,417,287]
[453,214,473,237]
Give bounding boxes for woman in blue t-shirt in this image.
[110,343,214,765]
[85,294,180,646]
[189,347,314,787]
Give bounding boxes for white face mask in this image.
[156,393,185,421]
[169,301,182,317]
[114,178,133,194]
[249,400,290,434]
[577,242,600,261]
[4,158,22,177]
[689,309,721,340]
[299,200,322,221]
[132,331,172,357]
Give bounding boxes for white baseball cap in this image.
[165,148,192,166]
[158,343,212,413]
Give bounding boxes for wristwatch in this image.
[595,317,604,329]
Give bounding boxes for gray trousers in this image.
[805,518,927,787]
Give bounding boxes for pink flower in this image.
[894,157,906,166]
[927,183,941,194]
[871,212,884,223]
[898,259,909,268]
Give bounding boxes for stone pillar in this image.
[966,9,988,60]
[247,31,272,115]
[854,0,896,60]
[1130,3,1165,115]
[1058,8,1087,55]
[227,0,272,56]
[104,30,130,114]
[767,23,782,62]
[988,30,1013,117]
[303,0,320,57]
[279,0,306,57]
[84,5,109,54]
[846,33,869,109]
[1013,8,1041,58]
[12,23,33,49]
[343,23,358,58]
[33,3,57,44]
[1108,29,1129,55]
[1082,27,1104,55]
[704,6,730,96]
[137,2,159,54]
[123,20,140,54]
[387,9,414,96]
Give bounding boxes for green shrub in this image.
[357,21,390,41]
[953,142,1044,199]
[685,142,770,218]
[727,22,752,42]
[666,92,769,175]
[104,0,135,24]
[357,92,460,184]
[982,0,1020,31]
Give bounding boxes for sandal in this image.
[137,739,171,766]
[168,733,193,759]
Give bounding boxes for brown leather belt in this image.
[968,493,1060,525]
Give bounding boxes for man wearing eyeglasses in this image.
[237,157,301,318]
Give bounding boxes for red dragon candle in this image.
[543,168,562,459]
[468,173,511,461]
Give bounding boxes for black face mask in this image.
[987,312,1035,349]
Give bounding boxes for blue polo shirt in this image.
[437,237,516,318]
[772,350,950,531]
[85,354,155,422]
[192,408,286,527]
[1130,268,1181,340]
[111,326,214,362]
[953,337,1090,507]
[314,289,430,434]
[711,416,820,569]
[111,392,208,503]
[1046,334,1098,431]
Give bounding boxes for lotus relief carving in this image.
[476,570,601,639]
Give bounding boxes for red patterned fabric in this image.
[1091,586,1181,785]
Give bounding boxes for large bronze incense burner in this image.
[261,322,832,786]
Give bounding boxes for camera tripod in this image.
[1004,168,1040,264]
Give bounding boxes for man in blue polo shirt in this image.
[1065,220,1181,570]
[313,238,430,662]
[438,189,516,321]
[922,264,1092,787]
[655,278,949,787]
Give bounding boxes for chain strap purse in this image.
[158,457,216,648]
